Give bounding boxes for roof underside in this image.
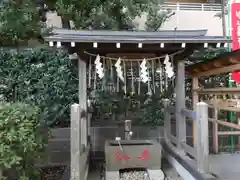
[45,28,231,44]
[186,50,240,77]
[44,28,232,63]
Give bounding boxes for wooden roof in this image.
[44,28,231,62]
[186,49,240,77]
[45,28,230,44]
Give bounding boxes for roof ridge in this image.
[52,28,208,37]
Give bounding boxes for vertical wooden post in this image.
[82,59,87,111]
[79,57,87,110]
[125,120,132,140]
[164,99,171,143]
[82,59,88,147]
[78,58,88,147]
[176,60,186,148]
[196,102,209,173]
[81,117,87,149]
[78,58,83,108]
[70,104,81,180]
[212,96,219,154]
[87,112,92,140]
[192,76,199,147]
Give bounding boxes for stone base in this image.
[105,171,120,180]
[202,173,216,180]
[148,169,165,180]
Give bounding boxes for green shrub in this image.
[0,103,47,179]
[0,47,78,127]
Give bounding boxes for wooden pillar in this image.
[176,60,186,148]
[192,76,199,147]
[163,99,171,144]
[125,120,132,140]
[70,104,81,180]
[196,102,209,173]
[81,117,87,148]
[78,58,87,148]
[87,112,92,137]
[78,58,87,111]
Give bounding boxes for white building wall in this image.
[161,11,228,36]
[45,4,229,36]
[136,10,228,36]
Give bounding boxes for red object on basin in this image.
[232,72,240,83]
[115,152,131,161]
[138,148,150,160]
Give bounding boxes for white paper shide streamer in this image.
[163,55,174,78]
[94,55,104,79]
[115,58,124,82]
[140,58,148,83]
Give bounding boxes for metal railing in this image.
[161,2,221,11]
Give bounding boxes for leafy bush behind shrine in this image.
[0,47,172,127]
[0,47,78,127]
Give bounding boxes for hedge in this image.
[0,103,46,179]
[0,47,78,127]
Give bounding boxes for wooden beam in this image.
[218,131,240,135]
[212,61,222,67]
[209,118,240,130]
[204,99,240,111]
[194,87,240,95]
[191,63,240,77]
[229,58,240,64]
[193,68,199,72]
[201,64,210,71]
[204,99,240,106]
[74,42,185,53]
[213,106,240,112]
[106,53,156,59]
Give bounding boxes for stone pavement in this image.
[209,153,240,180]
[87,160,183,180]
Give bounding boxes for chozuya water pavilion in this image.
[44,28,232,180]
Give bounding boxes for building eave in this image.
[44,28,231,45]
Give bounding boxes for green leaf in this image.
[0,103,47,179]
